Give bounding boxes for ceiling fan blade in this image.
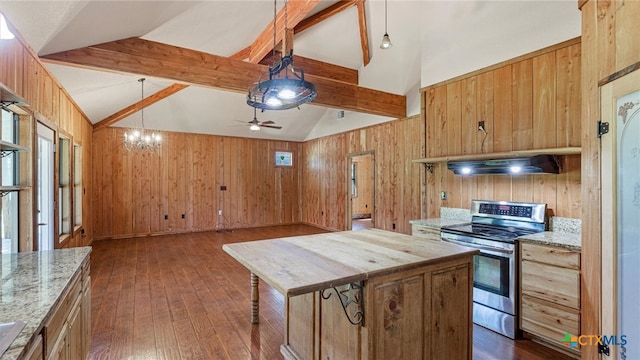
[260,120,275,125]
[262,125,282,129]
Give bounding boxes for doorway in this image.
[347,152,374,230]
[601,68,640,359]
[37,123,55,251]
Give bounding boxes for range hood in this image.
[447,154,560,175]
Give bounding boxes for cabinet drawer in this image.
[411,225,440,239]
[521,294,580,345]
[521,242,580,269]
[521,260,579,309]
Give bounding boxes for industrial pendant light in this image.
[247,0,317,111]
[380,0,393,49]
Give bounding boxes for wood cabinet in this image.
[519,242,580,357]
[21,335,43,360]
[283,256,474,360]
[42,258,91,360]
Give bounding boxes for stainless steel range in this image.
[440,200,547,339]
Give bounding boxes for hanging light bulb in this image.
[380,0,393,49]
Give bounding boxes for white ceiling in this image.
[0,1,581,142]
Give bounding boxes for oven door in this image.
[440,232,516,315]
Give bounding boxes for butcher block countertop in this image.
[222,229,478,297]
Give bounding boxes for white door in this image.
[601,68,640,359]
[37,123,55,251]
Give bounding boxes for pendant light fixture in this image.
[247,0,317,111]
[123,78,161,150]
[380,0,393,49]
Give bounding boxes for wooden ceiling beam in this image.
[248,0,320,63]
[294,0,357,34]
[42,38,406,119]
[356,0,371,66]
[93,83,188,132]
[260,51,358,84]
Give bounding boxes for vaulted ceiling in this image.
[0,1,581,141]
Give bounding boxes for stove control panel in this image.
[478,203,533,218]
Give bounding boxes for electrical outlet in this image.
[478,121,485,131]
[441,191,447,201]
[218,210,223,216]
[181,214,185,219]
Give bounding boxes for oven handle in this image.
[441,237,514,255]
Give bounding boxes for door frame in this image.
[345,151,375,230]
[35,120,57,251]
[600,66,640,360]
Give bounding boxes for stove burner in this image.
[441,223,542,242]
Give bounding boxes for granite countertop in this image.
[518,231,581,251]
[0,247,91,360]
[409,218,468,229]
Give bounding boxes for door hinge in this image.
[598,121,610,137]
[598,343,610,356]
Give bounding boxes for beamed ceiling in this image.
[0,1,581,141]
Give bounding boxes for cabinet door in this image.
[370,275,424,360]
[23,335,43,360]
[47,323,67,360]
[66,297,83,360]
[428,264,472,360]
[82,276,91,359]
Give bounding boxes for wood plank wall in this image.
[92,128,302,239]
[579,1,640,358]
[422,39,582,219]
[0,21,93,249]
[301,115,424,235]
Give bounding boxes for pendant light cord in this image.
[384,0,388,33]
[139,78,145,130]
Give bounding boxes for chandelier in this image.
[124,78,161,150]
[247,0,317,111]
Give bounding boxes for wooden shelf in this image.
[0,185,30,197]
[0,82,29,107]
[412,147,582,164]
[0,140,29,152]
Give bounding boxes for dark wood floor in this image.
[89,224,574,360]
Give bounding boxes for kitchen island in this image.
[223,229,478,360]
[0,248,91,360]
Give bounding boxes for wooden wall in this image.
[92,128,301,239]
[579,1,640,358]
[422,38,582,219]
[301,115,424,235]
[0,20,93,249]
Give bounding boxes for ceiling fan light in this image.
[277,87,297,100]
[250,124,261,131]
[380,33,393,49]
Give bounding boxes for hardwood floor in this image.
[89,225,574,360]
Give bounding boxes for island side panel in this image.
[428,262,473,360]
[366,254,474,360]
[319,285,362,359]
[283,292,316,359]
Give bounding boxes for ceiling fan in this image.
[240,106,282,131]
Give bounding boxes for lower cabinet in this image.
[22,335,44,360]
[282,256,474,360]
[42,258,91,360]
[519,242,580,358]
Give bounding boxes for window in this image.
[73,143,82,230]
[1,107,19,253]
[275,151,293,167]
[351,163,357,197]
[58,136,71,237]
